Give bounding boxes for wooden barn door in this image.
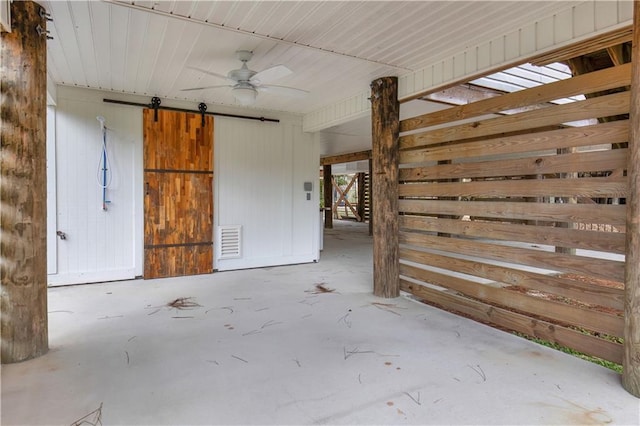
[143,109,214,279]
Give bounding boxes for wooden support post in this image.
[371,77,399,298]
[1,0,49,363]
[623,0,640,398]
[357,172,366,222]
[323,165,333,229]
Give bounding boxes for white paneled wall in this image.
[214,117,319,271]
[48,86,319,284]
[49,87,141,285]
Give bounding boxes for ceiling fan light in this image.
[232,86,257,105]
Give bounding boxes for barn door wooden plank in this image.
[143,109,214,279]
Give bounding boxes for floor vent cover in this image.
[218,225,241,259]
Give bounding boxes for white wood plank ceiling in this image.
[42,0,582,115]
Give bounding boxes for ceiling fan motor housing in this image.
[228,65,256,83]
[236,50,253,62]
[228,50,257,82]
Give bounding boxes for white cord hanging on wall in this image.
[96,116,112,211]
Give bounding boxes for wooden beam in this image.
[0,0,49,363]
[320,150,371,166]
[371,77,400,298]
[322,165,332,229]
[607,44,627,66]
[623,0,640,398]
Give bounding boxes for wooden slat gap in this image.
[398,199,627,226]
[399,231,625,282]
[400,247,624,310]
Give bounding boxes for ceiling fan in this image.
[182,50,308,106]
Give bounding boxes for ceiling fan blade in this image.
[257,84,309,98]
[187,66,235,83]
[250,65,292,85]
[180,85,231,92]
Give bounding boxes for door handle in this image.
[56,231,67,240]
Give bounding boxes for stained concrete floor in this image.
[2,220,639,425]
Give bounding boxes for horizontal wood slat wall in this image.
[399,200,627,226]
[400,120,629,164]
[399,64,630,363]
[400,91,630,149]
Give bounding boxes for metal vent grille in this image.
[218,225,241,259]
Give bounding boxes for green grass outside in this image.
[514,332,622,373]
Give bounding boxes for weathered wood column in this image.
[323,165,333,229]
[623,0,640,398]
[1,0,49,363]
[371,77,399,298]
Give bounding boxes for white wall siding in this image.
[49,86,140,285]
[48,86,318,283]
[46,107,58,274]
[214,117,319,271]
[302,0,634,133]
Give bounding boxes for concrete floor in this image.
[2,221,639,425]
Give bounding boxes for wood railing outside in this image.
[398,64,630,363]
